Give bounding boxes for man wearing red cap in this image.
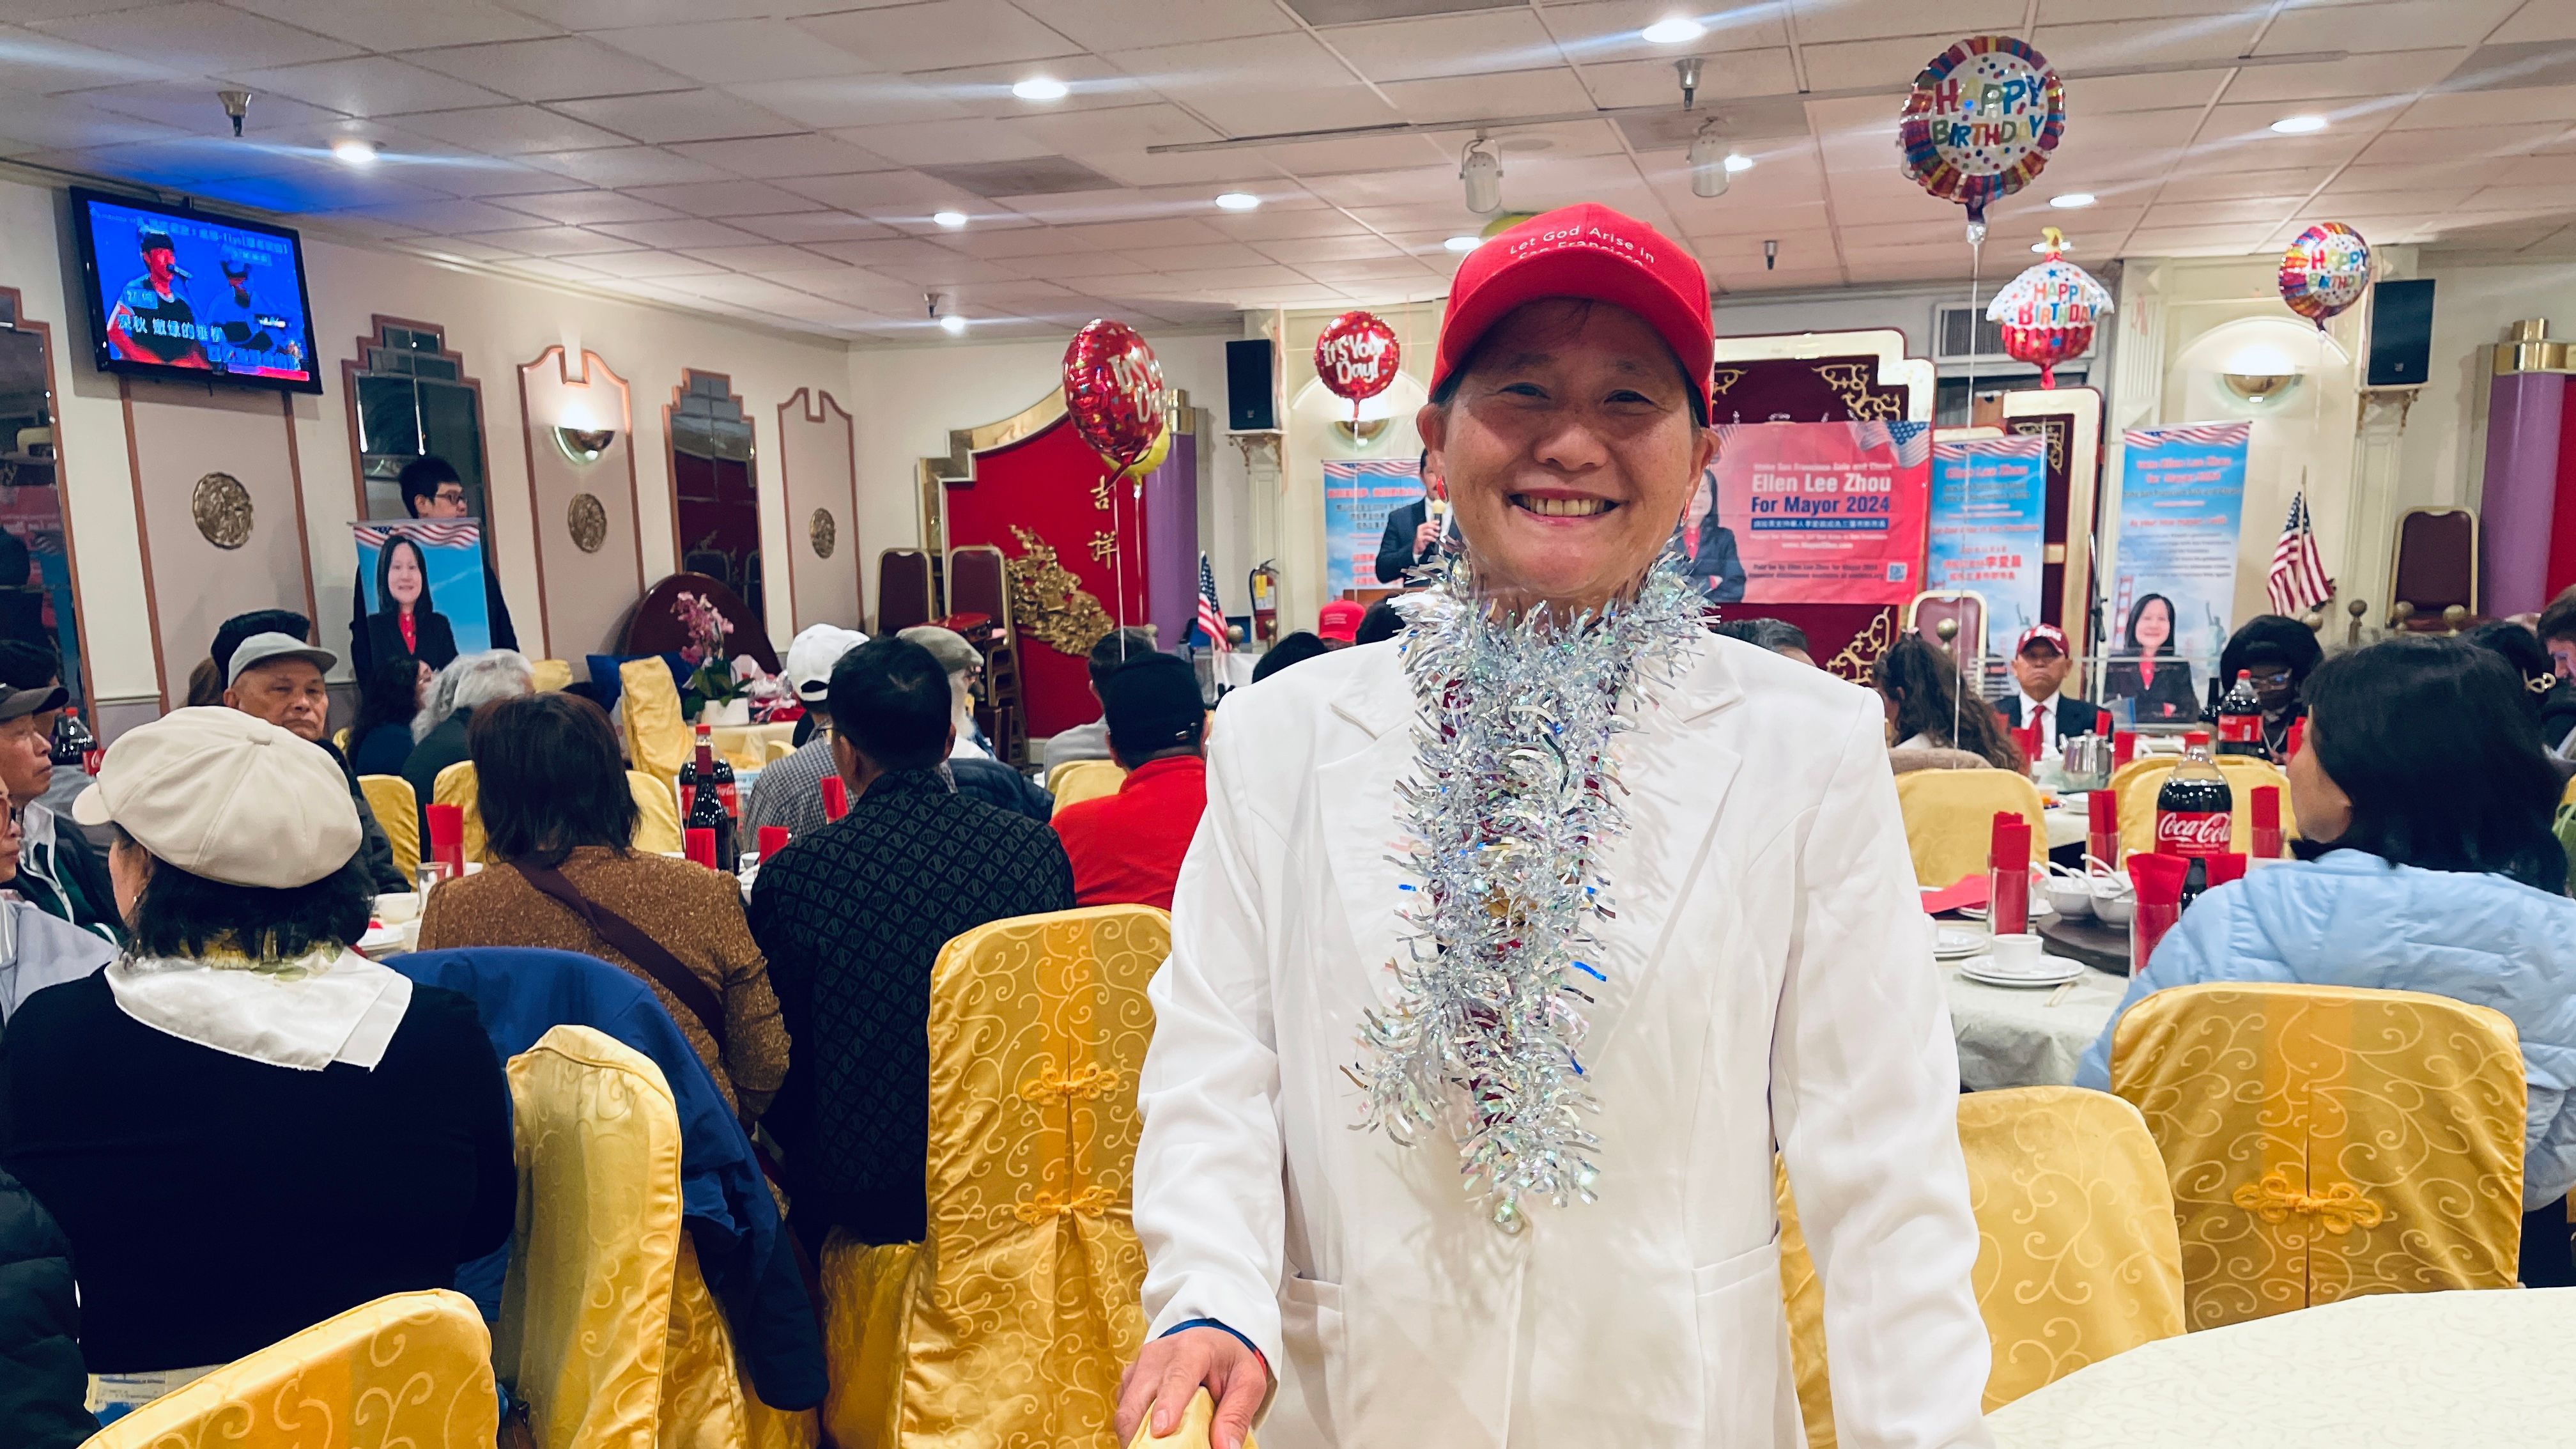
[1122,205,1988,1449]
[1997,622,2098,764]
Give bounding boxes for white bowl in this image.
[373,892,420,925]
[2092,889,2136,926]
[2044,879,2096,918]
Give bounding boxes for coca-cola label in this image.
[81,747,101,777]
[718,782,739,818]
[2217,713,2261,743]
[2157,810,2232,855]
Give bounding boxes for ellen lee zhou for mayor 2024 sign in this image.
[1695,419,1931,605]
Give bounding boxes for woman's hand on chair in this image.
[1116,1326,1265,1449]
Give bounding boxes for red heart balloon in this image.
[1063,319,1168,472]
[1314,311,1400,408]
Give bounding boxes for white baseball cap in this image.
[783,624,867,704]
[226,631,337,686]
[73,706,362,888]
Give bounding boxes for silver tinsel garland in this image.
[1355,554,1707,1232]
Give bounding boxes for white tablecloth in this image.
[1988,1287,2576,1448]
[2043,804,2088,851]
[1943,956,2124,1090]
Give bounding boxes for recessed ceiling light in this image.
[2050,192,2095,209]
[1444,235,1481,252]
[330,137,377,166]
[2270,114,2327,134]
[1723,152,1754,173]
[1214,192,1260,211]
[1011,77,1068,101]
[932,210,968,228]
[939,313,968,336]
[1642,16,1706,44]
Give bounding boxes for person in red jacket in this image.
[1052,652,1208,911]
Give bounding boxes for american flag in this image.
[2267,488,2333,615]
[1195,552,1231,654]
[1856,418,1933,467]
[355,521,481,548]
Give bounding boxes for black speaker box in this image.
[2366,279,2435,388]
[1225,338,1276,431]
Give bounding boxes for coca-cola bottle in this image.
[50,706,96,775]
[2215,670,2267,759]
[686,737,736,876]
[2156,738,2234,859]
[2178,853,2210,912]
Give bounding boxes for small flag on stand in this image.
[2266,486,2333,616]
[1195,552,1232,654]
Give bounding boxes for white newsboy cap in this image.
[73,706,362,888]
[783,623,867,704]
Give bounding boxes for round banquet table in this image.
[1987,1287,2576,1448]
[1941,954,2124,1091]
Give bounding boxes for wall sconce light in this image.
[2221,373,2298,405]
[553,427,615,464]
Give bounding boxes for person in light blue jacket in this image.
[2078,637,2576,1283]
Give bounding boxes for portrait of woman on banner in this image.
[2104,591,2198,722]
[364,535,458,670]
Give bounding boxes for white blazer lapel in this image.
[1312,684,1419,1014]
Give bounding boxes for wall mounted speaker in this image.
[2366,279,2435,388]
[1225,339,1276,431]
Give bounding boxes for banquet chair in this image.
[2113,755,2295,860]
[621,656,691,791]
[1893,768,2047,888]
[630,770,684,855]
[1048,759,1125,817]
[433,759,487,865]
[821,905,1169,1449]
[531,658,575,694]
[765,738,796,765]
[84,1289,496,1448]
[1124,1388,1259,1449]
[500,1024,786,1449]
[360,772,420,885]
[2108,982,2525,1329]
[1777,1088,2186,1446]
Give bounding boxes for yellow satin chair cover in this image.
[764,738,796,766]
[532,658,575,694]
[359,773,420,886]
[84,1289,496,1448]
[2108,981,2526,1329]
[629,770,684,855]
[1047,760,1125,818]
[622,659,691,791]
[1123,1388,1258,1449]
[433,760,486,865]
[821,905,1169,1449]
[1893,768,2047,888]
[2114,755,2297,858]
[1777,1088,2187,1446]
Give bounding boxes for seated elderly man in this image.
[0,780,115,1023]
[0,681,118,943]
[744,624,866,844]
[400,651,535,844]
[220,632,409,894]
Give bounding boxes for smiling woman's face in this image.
[1419,298,1715,617]
[387,546,424,608]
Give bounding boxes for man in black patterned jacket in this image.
[748,636,1073,1249]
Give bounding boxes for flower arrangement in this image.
[673,591,741,704]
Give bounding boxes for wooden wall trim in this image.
[277,389,318,631]
[0,289,98,716]
[116,378,168,711]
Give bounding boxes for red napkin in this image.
[2205,852,2248,888]
[2087,787,2118,833]
[1989,811,2031,866]
[2113,729,2139,766]
[821,775,847,822]
[2095,708,2114,736]
[2013,720,2042,770]
[2285,717,2306,757]
[2127,851,2187,906]
[1920,877,1989,914]
[683,827,716,869]
[757,825,790,861]
[2250,786,2279,829]
[424,803,465,874]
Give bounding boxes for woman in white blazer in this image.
[1118,205,1992,1449]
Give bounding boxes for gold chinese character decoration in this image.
[1090,477,1114,512]
[1087,530,1118,564]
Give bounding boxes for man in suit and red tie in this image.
[1993,623,2102,763]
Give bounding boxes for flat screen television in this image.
[70,187,322,394]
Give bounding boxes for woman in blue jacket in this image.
[2078,637,2576,1283]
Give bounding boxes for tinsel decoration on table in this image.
[1356,554,1707,1232]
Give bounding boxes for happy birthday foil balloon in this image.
[1062,318,1168,479]
[1986,226,2112,388]
[2279,222,2372,329]
[1899,35,2066,240]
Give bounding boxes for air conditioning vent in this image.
[1934,302,2095,367]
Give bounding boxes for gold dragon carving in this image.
[1004,525,1115,656]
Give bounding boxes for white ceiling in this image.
[3,0,2573,343]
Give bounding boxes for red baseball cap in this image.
[1433,204,1715,419]
[1318,599,1365,643]
[2016,623,2071,657]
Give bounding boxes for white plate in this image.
[1955,892,2053,923]
[1959,957,2086,989]
[1934,927,1989,957]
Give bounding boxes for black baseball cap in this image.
[1103,653,1203,758]
[0,683,68,723]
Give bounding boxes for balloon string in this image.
[1955,224,1985,748]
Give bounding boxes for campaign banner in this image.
[1926,434,2049,661]
[2105,421,2249,724]
[1687,420,1931,605]
[352,519,491,672]
[1322,457,1424,592]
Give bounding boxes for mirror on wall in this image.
[348,318,487,523]
[668,369,759,618]
[0,288,87,706]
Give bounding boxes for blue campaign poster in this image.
[2106,422,2250,725]
[1322,458,1425,592]
[351,520,491,672]
[1926,435,2048,662]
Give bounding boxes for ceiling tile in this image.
[1318,10,1559,84]
[1253,233,1406,263]
[674,243,848,272]
[838,117,1057,166]
[519,145,731,187]
[776,167,980,210]
[989,102,1220,153]
[29,2,358,72]
[403,37,697,103]
[226,0,559,50]
[1380,67,1597,123]
[621,178,827,215]
[351,196,561,232]
[1106,32,1373,125]
[2031,15,2269,70]
[1072,146,1277,187]
[2035,0,2274,17]
[893,57,1149,120]
[862,251,1028,284]
[229,58,513,118]
[2492,1,2576,43]
[2154,166,2334,201]
[493,189,687,225]
[1055,215,1233,249]
[1581,50,1799,109]
[586,19,880,85]
[0,24,177,94]
[2396,82,2576,129]
[1114,240,1271,269]
[792,1,1081,72]
[665,133,895,178]
[454,224,640,256]
[930,224,1082,258]
[1009,0,1296,51]
[718,76,972,130]
[1542,0,1791,65]
[587,217,769,247]
[1256,132,1453,174]
[2222,49,2463,105]
[569,249,734,277]
[2357,120,2567,162]
[1793,4,2021,46]
[729,210,902,242]
[437,157,604,196]
[389,104,633,154]
[1800,35,1968,92]
[65,81,340,136]
[399,236,528,262]
[2260,0,2522,55]
[552,89,797,145]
